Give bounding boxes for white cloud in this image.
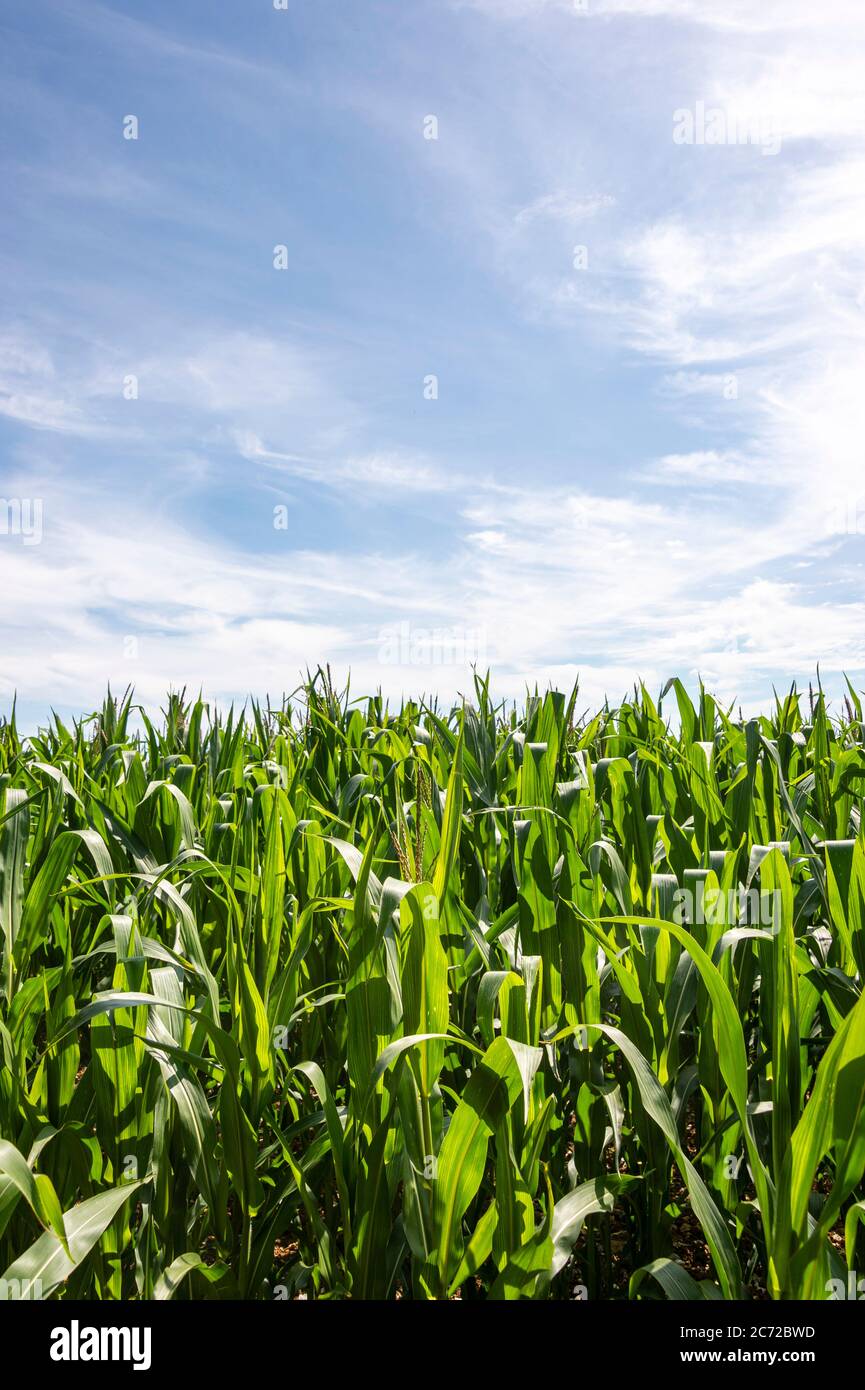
[593,0,862,36]
[514,191,615,227]
[461,0,864,34]
[0,326,359,457]
[644,450,757,485]
[0,333,104,436]
[236,434,458,494]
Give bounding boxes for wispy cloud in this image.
[235,434,460,494]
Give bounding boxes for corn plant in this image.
[1,671,864,1300]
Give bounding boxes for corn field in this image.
[1,672,865,1302]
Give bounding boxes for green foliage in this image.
[1,672,864,1300]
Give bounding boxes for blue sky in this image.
[2,0,864,726]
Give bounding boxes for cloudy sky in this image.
[2,0,864,725]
